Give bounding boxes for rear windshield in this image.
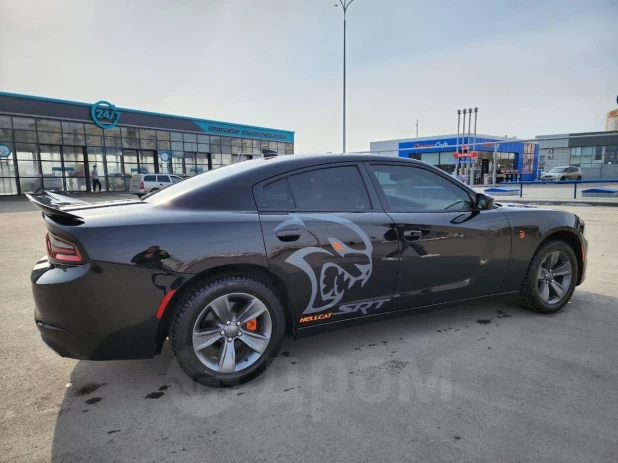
[143,159,262,204]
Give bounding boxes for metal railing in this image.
[498,179,618,199]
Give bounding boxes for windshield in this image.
[548,168,567,173]
[142,159,263,205]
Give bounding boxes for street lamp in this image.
[335,0,356,153]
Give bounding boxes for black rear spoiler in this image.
[26,191,87,221]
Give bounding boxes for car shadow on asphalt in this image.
[48,290,612,461]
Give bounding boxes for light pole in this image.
[336,0,356,153]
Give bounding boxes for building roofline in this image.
[0,91,294,135]
[370,133,515,144]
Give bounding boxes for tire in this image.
[518,240,578,314]
[149,188,159,193]
[169,273,286,387]
[560,176,566,181]
[577,176,582,180]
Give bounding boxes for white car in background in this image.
[541,166,583,181]
[129,173,183,197]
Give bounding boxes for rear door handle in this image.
[403,230,423,241]
[276,228,303,242]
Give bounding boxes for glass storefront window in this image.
[87,135,103,146]
[12,117,36,130]
[184,142,197,151]
[210,136,220,145]
[140,129,156,139]
[183,133,197,143]
[84,124,103,136]
[196,153,209,166]
[605,145,618,165]
[140,138,156,149]
[157,131,170,141]
[61,121,84,135]
[594,146,604,163]
[123,149,138,164]
[37,119,61,132]
[170,132,183,142]
[63,133,85,145]
[87,147,105,165]
[139,150,155,173]
[197,143,209,153]
[171,152,184,175]
[171,141,183,151]
[121,127,139,139]
[211,143,221,154]
[38,132,62,144]
[211,153,222,164]
[197,135,209,144]
[40,145,62,162]
[105,134,123,147]
[16,143,39,176]
[13,130,37,143]
[0,178,18,195]
[0,128,12,142]
[122,137,139,148]
[231,144,241,154]
[222,153,232,165]
[242,139,252,151]
[0,115,12,129]
[157,141,171,150]
[221,137,231,146]
[580,146,594,166]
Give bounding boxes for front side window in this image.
[368,164,473,212]
[288,166,370,211]
[157,175,171,182]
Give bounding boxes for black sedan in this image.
[28,154,588,386]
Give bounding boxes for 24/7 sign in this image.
[91,101,122,129]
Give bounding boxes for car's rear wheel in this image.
[577,176,582,180]
[518,240,577,314]
[169,273,285,387]
[149,188,159,193]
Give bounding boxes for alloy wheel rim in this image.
[192,293,272,373]
[537,251,573,305]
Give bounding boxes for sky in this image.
[0,0,617,153]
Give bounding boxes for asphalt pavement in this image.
[0,199,617,463]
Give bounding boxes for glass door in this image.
[62,146,87,192]
[39,145,64,192]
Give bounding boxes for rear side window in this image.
[263,179,294,209]
[157,175,171,182]
[144,175,156,182]
[288,166,370,210]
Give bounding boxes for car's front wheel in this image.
[169,273,286,387]
[577,176,582,180]
[518,240,577,314]
[560,176,566,181]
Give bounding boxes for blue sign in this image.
[91,100,122,129]
[159,152,170,162]
[0,144,11,158]
[193,120,294,143]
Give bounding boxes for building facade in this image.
[369,134,539,182]
[535,131,618,180]
[0,92,294,195]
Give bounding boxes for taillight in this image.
[140,181,144,189]
[46,232,83,264]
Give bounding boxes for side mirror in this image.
[475,193,494,210]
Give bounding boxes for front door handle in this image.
[276,228,303,242]
[403,230,423,241]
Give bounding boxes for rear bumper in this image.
[32,257,187,360]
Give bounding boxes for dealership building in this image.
[370,134,539,183]
[535,131,618,180]
[0,92,294,195]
